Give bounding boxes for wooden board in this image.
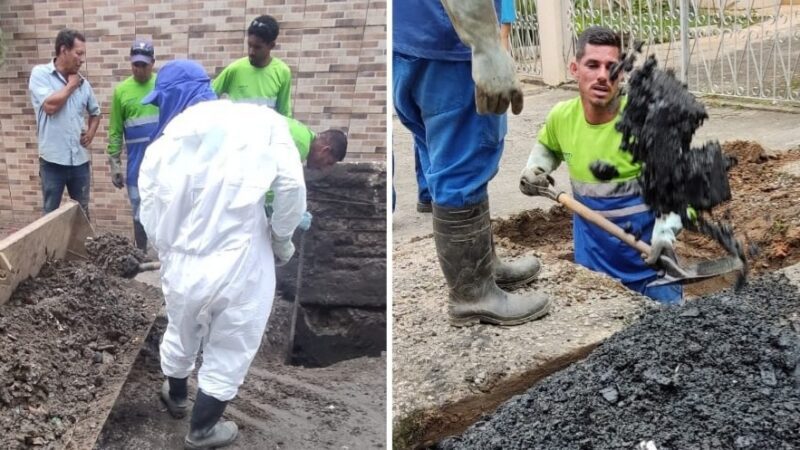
[0,201,94,305]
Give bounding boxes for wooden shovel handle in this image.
[554,191,652,256]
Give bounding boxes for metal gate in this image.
[511,0,543,76]
[513,0,800,103]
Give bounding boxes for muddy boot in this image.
[491,234,542,289]
[184,390,238,449]
[133,219,147,251]
[433,200,551,327]
[161,377,189,419]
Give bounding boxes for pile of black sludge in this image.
[439,275,800,450]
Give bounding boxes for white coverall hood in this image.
[138,100,306,401]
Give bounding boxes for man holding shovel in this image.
[519,26,683,303]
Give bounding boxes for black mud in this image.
[439,275,800,450]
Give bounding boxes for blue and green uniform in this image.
[108,75,159,218]
[212,57,293,117]
[539,96,682,303]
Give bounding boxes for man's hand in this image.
[67,73,81,90]
[472,48,524,115]
[645,212,683,266]
[271,231,295,266]
[108,154,125,189]
[80,130,95,147]
[519,166,553,197]
[298,211,312,231]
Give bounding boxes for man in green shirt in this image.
[287,117,347,169]
[107,39,159,251]
[212,15,293,117]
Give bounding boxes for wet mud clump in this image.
[440,275,800,449]
[610,53,747,283]
[86,233,148,278]
[0,242,160,448]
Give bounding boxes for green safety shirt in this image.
[265,117,315,205]
[538,96,640,184]
[212,57,293,117]
[107,75,159,187]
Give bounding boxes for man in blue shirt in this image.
[29,29,100,217]
[394,0,551,327]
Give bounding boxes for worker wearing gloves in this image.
[394,0,551,326]
[137,59,306,449]
[107,39,159,251]
[519,26,683,304]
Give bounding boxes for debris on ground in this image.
[439,274,800,449]
[0,235,161,449]
[86,233,149,278]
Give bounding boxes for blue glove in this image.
[298,211,312,231]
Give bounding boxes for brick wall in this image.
[0,0,386,234]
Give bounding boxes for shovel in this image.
[539,187,744,285]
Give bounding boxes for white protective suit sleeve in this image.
[268,117,306,239]
[525,141,561,175]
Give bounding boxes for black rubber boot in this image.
[160,377,189,419]
[492,237,542,289]
[184,390,238,449]
[417,201,433,213]
[133,219,147,251]
[433,200,551,327]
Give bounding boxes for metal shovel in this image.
[539,188,744,285]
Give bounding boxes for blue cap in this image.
[131,39,155,64]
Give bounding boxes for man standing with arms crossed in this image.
[29,29,100,217]
[107,39,159,251]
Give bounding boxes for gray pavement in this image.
[392,84,800,244]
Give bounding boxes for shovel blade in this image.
[652,254,744,286]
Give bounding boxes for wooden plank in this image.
[0,201,94,305]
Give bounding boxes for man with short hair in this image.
[107,39,159,251]
[29,28,100,217]
[212,15,293,117]
[519,26,683,304]
[286,117,347,169]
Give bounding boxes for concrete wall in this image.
[0,0,386,235]
[276,162,386,366]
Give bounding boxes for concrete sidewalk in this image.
[392,84,800,244]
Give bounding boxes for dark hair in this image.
[320,129,348,161]
[576,26,621,61]
[248,15,280,44]
[55,29,85,56]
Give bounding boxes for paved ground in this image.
[392,84,800,244]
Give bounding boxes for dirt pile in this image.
[0,234,160,449]
[439,275,800,450]
[86,234,149,278]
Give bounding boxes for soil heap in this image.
[0,234,160,449]
[440,275,800,450]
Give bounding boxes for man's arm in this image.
[43,74,82,116]
[276,68,293,118]
[440,0,523,115]
[81,85,102,147]
[107,86,124,156]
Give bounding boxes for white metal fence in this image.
[512,0,800,104]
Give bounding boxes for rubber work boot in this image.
[184,389,238,449]
[433,199,551,326]
[133,219,147,251]
[417,201,433,213]
[161,377,189,419]
[491,237,542,289]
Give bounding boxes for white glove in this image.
[646,212,683,266]
[271,231,295,267]
[519,166,553,197]
[472,47,523,115]
[298,211,312,231]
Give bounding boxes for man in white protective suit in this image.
[137,59,306,449]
